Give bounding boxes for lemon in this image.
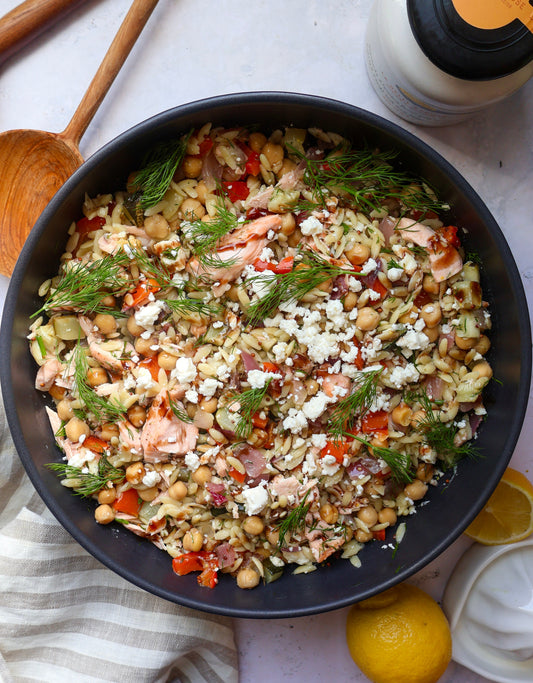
[464,467,533,545]
[346,582,452,683]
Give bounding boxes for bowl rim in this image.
[1,91,531,618]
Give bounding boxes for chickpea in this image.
[92,314,117,338]
[416,463,435,483]
[144,214,170,240]
[183,527,203,552]
[101,295,116,308]
[134,336,157,357]
[127,404,147,428]
[278,158,297,177]
[243,516,265,536]
[474,334,491,356]
[139,486,159,502]
[199,397,218,414]
[48,384,66,400]
[392,403,413,427]
[236,567,260,590]
[125,461,146,486]
[343,291,358,312]
[404,479,428,501]
[100,422,119,441]
[86,366,108,387]
[265,527,280,546]
[65,417,90,443]
[357,506,379,527]
[195,180,209,203]
[473,360,493,379]
[127,315,145,337]
[420,303,442,328]
[422,273,439,295]
[356,307,380,331]
[262,141,284,167]
[98,487,116,505]
[56,399,74,422]
[182,155,203,178]
[410,409,426,427]
[157,351,178,371]
[398,307,419,326]
[287,228,302,248]
[378,508,397,526]
[280,212,296,236]
[316,278,333,294]
[95,504,115,525]
[355,529,373,543]
[455,333,477,350]
[248,132,267,153]
[192,465,212,485]
[320,503,339,525]
[423,325,440,343]
[180,198,206,220]
[346,243,371,266]
[168,481,188,501]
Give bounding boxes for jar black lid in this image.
[407,0,533,80]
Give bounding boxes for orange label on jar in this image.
[452,0,533,33]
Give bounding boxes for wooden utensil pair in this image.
[0,0,160,277]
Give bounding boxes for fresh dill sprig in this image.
[164,293,220,318]
[292,145,446,214]
[407,390,479,467]
[131,132,192,210]
[276,489,312,550]
[46,456,124,498]
[33,252,130,318]
[168,394,193,423]
[182,199,243,268]
[228,379,272,439]
[245,249,360,326]
[129,247,174,288]
[73,346,127,424]
[352,436,413,483]
[327,368,383,440]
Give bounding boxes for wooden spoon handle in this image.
[60,0,159,148]
[0,0,86,65]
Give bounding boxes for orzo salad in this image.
[29,124,492,590]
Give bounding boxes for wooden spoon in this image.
[0,0,88,66]
[0,0,160,276]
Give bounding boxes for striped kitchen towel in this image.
[0,398,238,683]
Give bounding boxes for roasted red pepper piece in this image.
[172,551,219,588]
[128,278,161,308]
[321,440,349,464]
[113,488,141,516]
[361,410,389,434]
[222,180,249,202]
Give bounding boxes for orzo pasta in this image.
[29,124,492,589]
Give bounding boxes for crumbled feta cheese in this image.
[170,357,197,384]
[142,470,161,487]
[259,247,274,262]
[347,276,363,292]
[198,378,222,398]
[302,392,331,420]
[247,368,281,389]
[185,388,199,404]
[299,215,323,236]
[396,329,430,351]
[387,267,404,282]
[282,409,308,434]
[136,367,156,391]
[134,300,166,329]
[388,363,420,389]
[242,483,268,515]
[360,258,378,276]
[321,454,340,476]
[185,451,200,471]
[311,433,328,449]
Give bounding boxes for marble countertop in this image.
[0,1,531,681]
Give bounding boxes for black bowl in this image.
[1,92,530,618]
